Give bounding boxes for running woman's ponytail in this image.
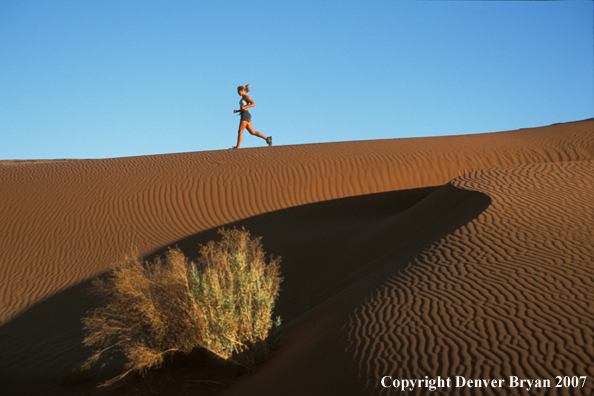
[237,84,250,94]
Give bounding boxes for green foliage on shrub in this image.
[81,228,282,386]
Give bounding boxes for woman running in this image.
[232,84,272,149]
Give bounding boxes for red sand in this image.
[0,119,592,395]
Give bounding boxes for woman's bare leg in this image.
[236,121,248,148]
[245,122,267,140]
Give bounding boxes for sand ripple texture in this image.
[344,161,594,396]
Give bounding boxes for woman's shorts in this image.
[240,110,252,122]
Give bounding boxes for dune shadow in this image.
[0,278,105,396]
[0,184,491,396]
[148,185,490,324]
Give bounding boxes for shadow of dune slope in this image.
[150,185,490,324]
[0,279,100,396]
[213,181,492,396]
[0,184,490,396]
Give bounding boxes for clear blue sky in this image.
[1,1,592,160]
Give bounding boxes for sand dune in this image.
[0,119,592,395]
[349,161,594,395]
[214,161,593,396]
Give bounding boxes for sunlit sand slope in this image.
[222,160,593,396]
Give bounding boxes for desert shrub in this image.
[81,228,282,386]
